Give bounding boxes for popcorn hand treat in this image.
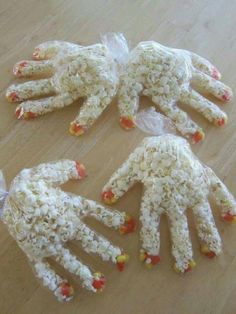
[1,160,134,301]
[102,135,236,273]
[118,41,233,143]
[6,33,128,135]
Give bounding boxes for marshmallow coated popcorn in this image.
[6,34,128,136]
[118,41,233,143]
[102,135,236,273]
[1,160,134,301]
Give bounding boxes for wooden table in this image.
[0,0,236,313]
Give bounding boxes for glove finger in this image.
[6,79,55,103]
[167,210,195,273]
[14,93,74,119]
[140,189,161,269]
[152,97,204,144]
[34,261,74,302]
[54,246,105,292]
[76,222,128,269]
[192,201,222,258]
[190,51,221,80]
[70,96,112,136]
[13,60,54,78]
[32,41,82,60]
[180,89,228,126]
[192,70,233,102]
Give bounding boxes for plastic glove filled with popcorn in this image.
[102,135,236,273]
[118,41,233,143]
[0,160,134,301]
[6,33,128,135]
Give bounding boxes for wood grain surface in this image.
[0,1,236,313]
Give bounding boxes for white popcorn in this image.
[1,160,131,301]
[6,34,129,136]
[102,135,236,273]
[118,41,233,143]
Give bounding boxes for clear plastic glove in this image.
[118,41,233,143]
[6,37,123,135]
[102,135,236,273]
[1,160,134,301]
